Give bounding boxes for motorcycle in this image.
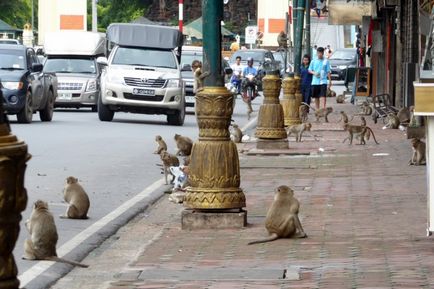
[242,74,260,103]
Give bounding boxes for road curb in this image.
[19,179,170,289]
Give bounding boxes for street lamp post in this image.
[0,92,30,289]
[92,0,97,32]
[294,0,306,75]
[184,0,246,214]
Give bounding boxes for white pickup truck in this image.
[97,23,185,125]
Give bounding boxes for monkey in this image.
[301,102,333,123]
[286,122,312,142]
[192,60,210,93]
[397,107,410,125]
[174,134,193,156]
[160,151,180,185]
[342,123,379,145]
[409,138,426,166]
[154,135,167,154]
[23,200,89,268]
[230,123,243,143]
[360,116,367,127]
[338,111,354,124]
[359,101,372,115]
[248,185,307,245]
[326,88,336,98]
[183,155,190,166]
[336,94,345,104]
[299,104,309,123]
[383,113,400,129]
[60,177,90,219]
[277,31,288,48]
[409,106,418,127]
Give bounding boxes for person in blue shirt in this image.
[300,54,313,107]
[308,47,332,109]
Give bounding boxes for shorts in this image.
[311,84,327,98]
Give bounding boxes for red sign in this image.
[288,6,293,24]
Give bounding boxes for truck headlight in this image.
[2,81,23,90]
[86,79,97,92]
[338,65,347,70]
[166,79,181,88]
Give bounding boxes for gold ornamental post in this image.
[255,71,287,144]
[184,1,245,211]
[281,74,301,126]
[0,93,30,289]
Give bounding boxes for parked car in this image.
[273,50,294,75]
[97,24,185,125]
[329,48,358,80]
[0,39,20,45]
[0,44,57,123]
[181,46,232,107]
[44,31,105,111]
[229,49,279,89]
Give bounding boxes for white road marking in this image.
[18,178,165,287]
[241,116,257,133]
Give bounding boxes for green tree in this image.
[87,0,150,32]
[0,0,32,29]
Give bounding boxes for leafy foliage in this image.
[0,0,34,29]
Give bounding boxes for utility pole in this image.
[179,0,184,33]
[31,0,34,45]
[294,0,305,75]
[92,0,97,32]
[305,0,311,56]
[293,0,298,59]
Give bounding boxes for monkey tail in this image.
[301,102,316,112]
[45,256,89,268]
[367,128,379,144]
[247,233,279,245]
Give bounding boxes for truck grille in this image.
[124,77,167,88]
[58,82,84,91]
[123,93,164,102]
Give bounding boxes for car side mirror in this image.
[181,64,191,71]
[224,67,233,75]
[97,56,108,66]
[32,63,43,72]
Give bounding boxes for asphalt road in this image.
[10,98,258,287]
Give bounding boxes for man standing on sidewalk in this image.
[308,47,332,109]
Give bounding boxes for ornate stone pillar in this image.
[184,87,245,209]
[281,74,301,126]
[0,96,29,289]
[255,71,287,141]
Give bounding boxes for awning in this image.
[183,17,235,39]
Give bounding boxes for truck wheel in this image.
[39,89,54,122]
[17,90,33,123]
[98,95,114,121]
[167,107,185,126]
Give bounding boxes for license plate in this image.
[58,92,72,100]
[186,95,195,103]
[133,88,155,96]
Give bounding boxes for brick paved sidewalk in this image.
[51,103,433,289]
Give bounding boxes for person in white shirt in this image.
[230,56,243,94]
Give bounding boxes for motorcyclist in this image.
[241,57,259,99]
[230,56,243,94]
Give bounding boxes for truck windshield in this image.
[112,47,177,69]
[44,58,96,74]
[0,49,25,69]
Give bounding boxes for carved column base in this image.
[0,123,29,289]
[185,87,245,210]
[282,75,301,126]
[255,72,287,140]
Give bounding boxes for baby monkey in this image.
[299,104,309,123]
[154,135,167,154]
[160,151,180,184]
[230,123,243,143]
[302,102,333,123]
[248,185,307,245]
[174,134,193,156]
[192,60,209,93]
[338,111,354,124]
[336,94,345,104]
